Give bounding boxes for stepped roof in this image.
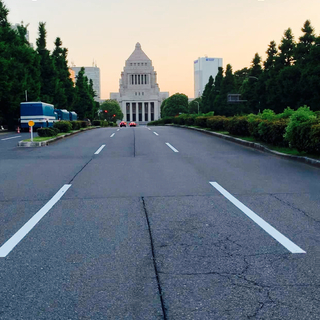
[127,43,151,62]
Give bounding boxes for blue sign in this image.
[194,60,198,64]
[206,58,215,61]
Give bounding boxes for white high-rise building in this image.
[194,57,223,98]
[71,66,101,101]
[110,43,169,123]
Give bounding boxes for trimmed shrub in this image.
[258,120,288,147]
[53,121,72,133]
[309,123,320,154]
[248,118,263,139]
[80,121,88,128]
[194,116,208,128]
[37,127,57,137]
[70,121,81,130]
[227,116,250,136]
[92,120,101,126]
[206,116,226,131]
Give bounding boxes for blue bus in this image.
[69,111,78,121]
[20,102,56,129]
[54,109,70,121]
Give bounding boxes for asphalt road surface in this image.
[0,126,319,319]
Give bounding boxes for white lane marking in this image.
[148,128,151,130]
[94,145,105,155]
[165,142,179,153]
[209,182,306,254]
[110,133,115,138]
[1,136,22,141]
[117,129,120,131]
[153,132,159,136]
[0,184,72,258]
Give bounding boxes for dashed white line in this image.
[110,133,115,138]
[0,184,72,258]
[153,132,159,136]
[117,129,120,131]
[209,182,306,254]
[1,136,22,141]
[94,145,105,155]
[165,142,179,153]
[148,128,151,130]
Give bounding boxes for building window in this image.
[134,63,136,66]
[130,63,132,66]
[142,92,144,95]
[139,92,140,95]
[135,92,137,95]
[138,63,140,66]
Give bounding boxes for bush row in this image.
[148,107,320,154]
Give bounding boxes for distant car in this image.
[129,122,136,127]
[119,121,127,127]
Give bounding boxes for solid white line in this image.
[153,132,159,136]
[165,142,179,153]
[0,184,72,258]
[1,136,22,141]
[209,182,306,254]
[94,144,105,155]
[110,133,115,138]
[117,129,120,131]
[148,128,151,130]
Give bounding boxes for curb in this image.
[17,127,99,147]
[165,124,320,169]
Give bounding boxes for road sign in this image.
[28,120,35,127]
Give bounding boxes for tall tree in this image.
[211,67,224,114]
[36,22,57,103]
[200,75,214,113]
[52,37,75,109]
[276,28,296,68]
[161,93,188,117]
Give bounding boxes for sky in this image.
[5,0,320,99]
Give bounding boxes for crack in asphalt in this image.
[68,158,93,184]
[141,197,167,320]
[272,194,320,224]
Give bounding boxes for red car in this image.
[129,122,136,127]
[119,121,127,127]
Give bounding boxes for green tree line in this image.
[198,20,320,117]
[0,1,97,129]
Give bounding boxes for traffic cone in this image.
[17,126,20,133]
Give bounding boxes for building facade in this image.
[110,43,169,123]
[71,66,101,101]
[194,57,223,98]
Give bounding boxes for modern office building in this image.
[71,66,101,101]
[194,57,223,98]
[110,43,169,123]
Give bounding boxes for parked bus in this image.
[20,102,56,129]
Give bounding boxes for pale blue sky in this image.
[5,0,320,98]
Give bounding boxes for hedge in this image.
[37,127,58,137]
[53,121,72,133]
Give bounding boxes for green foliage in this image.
[284,106,316,143]
[161,93,188,117]
[53,120,72,133]
[194,116,209,128]
[226,117,250,136]
[276,107,295,119]
[206,116,226,131]
[80,121,88,128]
[260,109,277,121]
[100,99,123,122]
[92,120,101,126]
[257,120,289,146]
[37,127,58,137]
[70,121,81,130]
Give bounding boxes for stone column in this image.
[148,102,151,121]
[142,102,145,122]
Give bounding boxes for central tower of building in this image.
[110,43,168,123]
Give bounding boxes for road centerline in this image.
[153,132,159,136]
[165,142,179,153]
[110,133,115,138]
[0,184,72,258]
[94,145,106,155]
[1,136,22,141]
[209,182,306,254]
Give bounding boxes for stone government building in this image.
[110,43,169,123]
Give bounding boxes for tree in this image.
[211,67,224,114]
[277,28,296,68]
[100,100,123,122]
[264,41,278,71]
[161,93,188,117]
[188,97,201,114]
[200,75,214,113]
[73,67,95,119]
[52,37,75,109]
[36,22,57,103]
